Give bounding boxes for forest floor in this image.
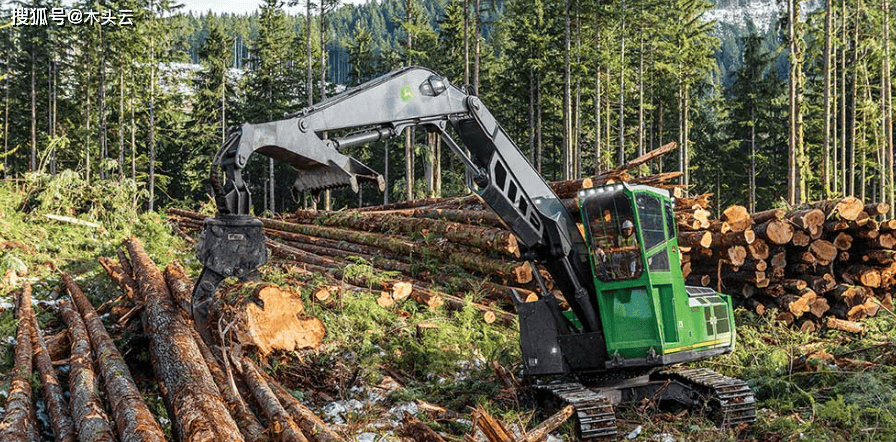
[1,176,896,442]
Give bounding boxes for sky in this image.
[178,0,369,16]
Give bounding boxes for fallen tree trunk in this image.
[240,358,309,442]
[98,256,139,301]
[0,285,38,442]
[264,374,341,442]
[283,211,520,258]
[30,309,77,442]
[348,208,504,228]
[261,218,532,284]
[163,265,269,442]
[58,299,117,442]
[63,272,168,442]
[125,237,245,442]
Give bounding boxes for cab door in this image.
[635,193,680,344]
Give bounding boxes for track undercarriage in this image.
[529,367,756,441]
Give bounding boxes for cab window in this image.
[582,190,643,282]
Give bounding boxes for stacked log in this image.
[678,197,894,331]
[62,273,169,442]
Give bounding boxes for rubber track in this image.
[656,367,756,426]
[531,383,617,441]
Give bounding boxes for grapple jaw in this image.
[291,156,386,195]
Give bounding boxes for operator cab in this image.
[575,183,735,369]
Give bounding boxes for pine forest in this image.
[0,0,892,215]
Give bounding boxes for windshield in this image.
[582,189,643,282]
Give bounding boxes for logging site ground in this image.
[2,174,896,442]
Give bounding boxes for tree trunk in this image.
[474,0,480,94]
[618,0,626,167]
[241,358,309,442]
[149,1,156,211]
[164,266,295,442]
[464,0,470,85]
[306,0,313,107]
[0,285,38,442]
[264,375,341,442]
[30,36,36,172]
[848,0,859,196]
[30,311,77,442]
[99,26,107,180]
[293,211,519,257]
[594,8,601,174]
[788,0,797,204]
[823,0,832,197]
[563,0,572,179]
[63,272,168,442]
[58,299,117,442]
[125,237,245,442]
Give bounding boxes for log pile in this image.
[677,196,895,332]
[1,241,349,442]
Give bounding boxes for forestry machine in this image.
[192,66,755,440]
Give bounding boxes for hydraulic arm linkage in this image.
[192,66,603,353]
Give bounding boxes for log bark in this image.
[117,248,134,277]
[551,177,593,198]
[594,141,677,179]
[751,208,787,224]
[58,299,116,442]
[240,358,309,442]
[346,208,504,228]
[261,218,532,284]
[264,376,340,442]
[289,211,520,258]
[163,266,269,442]
[678,231,712,248]
[62,272,168,442]
[30,310,76,442]
[0,286,38,442]
[863,249,896,264]
[800,274,837,294]
[125,237,244,442]
[98,256,139,301]
[864,202,890,216]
